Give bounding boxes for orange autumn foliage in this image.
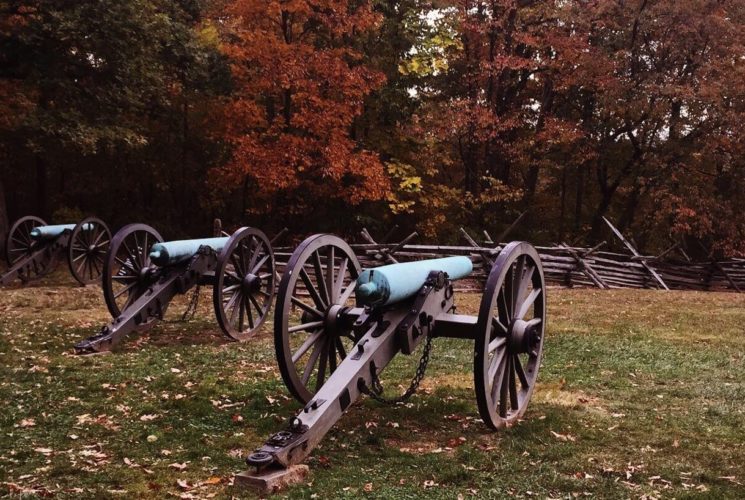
[211,0,389,215]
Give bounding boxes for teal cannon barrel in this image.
[356,256,473,307]
[149,237,229,266]
[30,223,91,240]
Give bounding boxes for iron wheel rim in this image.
[67,217,111,285]
[213,227,276,341]
[474,241,546,429]
[102,223,163,318]
[274,234,361,404]
[6,216,46,266]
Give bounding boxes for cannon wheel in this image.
[5,216,47,266]
[102,224,164,318]
[67,217,112,285]
[474,241,546,429]
[275,234,362,404]
[213,227,276,342]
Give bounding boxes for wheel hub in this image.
[138,266,156,282]
[242,273,262,293]
[508,318,541,354]
[324,304,345,334]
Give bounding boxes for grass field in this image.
[1,272,744,498]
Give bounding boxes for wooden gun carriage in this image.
[1,216,111,286]
[74,224,276,354]
[239,234,547,488]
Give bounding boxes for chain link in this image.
[165,246,214,323]
[359,321,433,405]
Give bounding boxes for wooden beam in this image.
[602,217,669,290]
[560,243,609,289]
[461,227,497,268]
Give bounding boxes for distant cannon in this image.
[73,224,276,354]
[238,235,546,488]
[1,216,111,286]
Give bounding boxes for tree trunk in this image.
[589,189,614,241]
[558,165,567,241]
[574,164,584,232]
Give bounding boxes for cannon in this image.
[73,223,276,354]
[1,215,111,286]
[238,235,546,488]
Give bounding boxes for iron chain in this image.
[360,321,433,405]
[165,245,214,323]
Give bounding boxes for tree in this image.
[210,0,389,230]
[0,0,227,233]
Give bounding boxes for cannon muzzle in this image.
[355,256,473,307]
[149,237,229,266]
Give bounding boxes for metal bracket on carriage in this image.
[73,224,277,354]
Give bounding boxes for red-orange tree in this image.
[211,0,389,225]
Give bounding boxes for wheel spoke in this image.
[516,288,541,320]
[508,356,518,410]
[337,280,356,306]
[114,281,137,299]
[240,239,251,276]
[498,287,510,325]
[299,268,327,310]
[292,330,323,363]
[488,336,506,353]
[230,254,244,277]
[326,246,335,304]
[115,256,138,275]
[291,295,323,318]
[488,347,506,386]
[315,338,328,392]
[509,258,523,317]
[237,294,245,331]
[335,337,347,359]
[90,256,100,278]
[225,292,241,321]
[491,316,508,336]
[122,240,141,271]
[244,295,255,329]
[333,257,348,301]
[249,293,264,315]
[251,254,270,274]
[288,321,324,333]
[312,251,330,306]
[328,339,337,372]
[301,341,323,385]
[514,355,529,389]
[498,358,510,417]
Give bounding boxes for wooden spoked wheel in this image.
[5,216,47,266]
[213,227,276,342]
[474,241,546,429]
[67,217,111,285]
[102,224,163,318]
[275,234,361,404]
